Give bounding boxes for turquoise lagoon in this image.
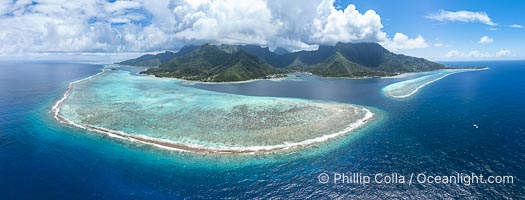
[53,66,484,154]
[54,66,373,153]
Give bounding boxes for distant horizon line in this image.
[0,47,523,63]
[1,57,524,64]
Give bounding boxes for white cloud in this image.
[171,0,279,46]
[0,1,10,15]
[105,1,142,13]
[0,52,145,63]
[444,50,489,59]
[496,50,510,57]
[0,0,150,53]
[478,35,493,44]
[508,24,523,28]
[381,33,428,51]
[0,0,427,55]
[265,0,426,51]
[309,4,386,44]
[434,43,444,47]
[426,10,496,26]
[444,49,511,59]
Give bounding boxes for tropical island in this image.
[119,42,447,82]
[49,41,488,154]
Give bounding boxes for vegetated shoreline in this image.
[52,66,376,154]
[130,64,486,84]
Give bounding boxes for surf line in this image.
[52,66,375,154]
[385,68,488,99]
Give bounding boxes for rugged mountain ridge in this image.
[120,42,446,82]
[118,45,198,67]
[141,44,284,82]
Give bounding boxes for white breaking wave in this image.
[383,68,487,99]
[52,69,107,120]
[52,66,375,154]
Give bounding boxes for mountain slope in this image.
[121,42,446,81]
[118,54,162,67]
[212,51,282,82]
[237,45,294,67]
[141,44,284,82]
[308,52,387,77]
[118,46,198,66]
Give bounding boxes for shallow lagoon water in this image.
[1,61,524,198]
[57,66,373,153]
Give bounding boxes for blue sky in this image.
[0,0,522,61]
[335,0,524,60]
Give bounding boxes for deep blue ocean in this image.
[1,61,524,199]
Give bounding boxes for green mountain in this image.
[120,42,446,81]
[308,52,388,77]
[141,44,284,82]
[118,54,162,67]
[285,42,444,73]
[273,47,290,55]
[292,42,444,76]
[238,45,294,67]
[117,45,198,66]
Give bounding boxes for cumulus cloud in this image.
[381,33,428,51]
[426,10,496,26]
[496,50,510,57]
[478,35,493,44]
[444,49,511,59]
[0,0,428,55]
[309,4,386,44]
[170,0,279,46]
[508,24,523,28]
[444,50,489,59]
[0,0,151,53]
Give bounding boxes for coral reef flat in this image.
[54,66,374,154]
